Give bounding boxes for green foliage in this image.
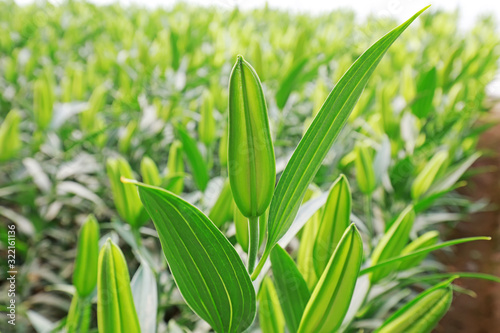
[1,2,498,332]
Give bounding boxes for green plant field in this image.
[0,1,499,332]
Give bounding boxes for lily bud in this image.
[228,55,275,218]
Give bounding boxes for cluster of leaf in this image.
[0,1,499,332]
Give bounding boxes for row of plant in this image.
[0,1,499,332]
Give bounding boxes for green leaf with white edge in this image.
[271,245,310,333]
[374,279,455,333]
[97,239,140,333]
[313,175,351,276]
[411,150,449,200]
[398,231,439,271]
[259,276,286,333]
[370,205,415,283]
[176,125,209,191]
[131,261,158,333]
[73,214,99,298]
[256,6,429,279]
[360,236,491,276]
[298,224,363,333]
[126,180,256,333]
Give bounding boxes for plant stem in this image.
[247,215,259,274]
[251,249,270,281]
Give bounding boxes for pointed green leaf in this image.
[259,277,285,333]
[97,239,140,333]
[361,236,491,276]
[228,55,275,218]
[370,206,415,283]
[399,231,439,271]
[259,7,429,278]
[411,151,449,200]
[131,181,256,333]
[208,179,235,228]
[271,245,310,333]
[298,224,363,333]
[176,126,209,191]
[313,175,351,276]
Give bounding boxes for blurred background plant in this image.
[0,1,499,332]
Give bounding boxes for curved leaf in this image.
[271,245,310,333]
[298,224,363,333]
[313,175,351,276]
[259,277,285,333]
[129,180,256,333]
[257,6,429,279]
[176,126,209,191]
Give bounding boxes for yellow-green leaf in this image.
[298,224,363,333]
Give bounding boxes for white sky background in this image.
[16,0,500,30]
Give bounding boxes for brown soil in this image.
[434,107,500,332]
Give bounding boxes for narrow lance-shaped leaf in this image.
[374,279,455,333]
[270,245,310,333]
[228,55,275,218]
[370,206,415,283]
[313,175,351,276]
[73,214,100,298]
[259,277,285,333]
[127,180,256,333]
[360,236,491,276]
[298,224,363,333]
[209,179,235,228]
[297,186,322,289]
[411,67,437,119]
[176,125,209,191]
[411,150,448,200]
[399,231,439,271]
[256,6,429,279]
[97,239,140,333]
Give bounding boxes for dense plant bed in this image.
[0,2,499,332]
